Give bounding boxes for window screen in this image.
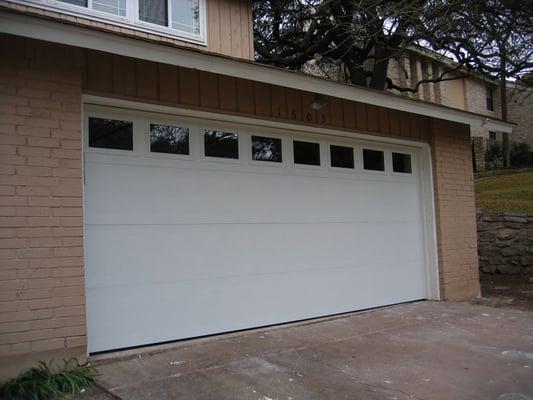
[171,0,201,34]
[92,0,126,16]
[139,0,168,26]
[363,149,385,171]
[59,0,88,6]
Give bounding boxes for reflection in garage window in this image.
[252,136,282,162]
[330,145,354,169]
[204,130,239,159]
[363,149,385,171]
[293,140,320,166]
[150,124,189,155]
[392,152,412,173]
[89,117,133,150]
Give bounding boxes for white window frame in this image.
[15,0,207,45]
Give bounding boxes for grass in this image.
[475,171,533,214]
[0,359,98,400]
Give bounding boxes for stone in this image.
[497,228,515,240]
[501,246,526,257]
[503,216,528,223]
[497,264,522,275]
[481,265,497,274]
[520,256,533,266]
[478,231,496,242]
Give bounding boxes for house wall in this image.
[0,0,254,60]
[507,85,533,147]
[0,35,86,380]
[0,34,480,379]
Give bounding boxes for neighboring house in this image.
[507,80,533,148]
[387,50,503,171]
[0,0,512,380]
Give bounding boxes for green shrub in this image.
[484,140,504,170]
[510,141,533,168]
[0,359,98,400]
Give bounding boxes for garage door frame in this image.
[81,94,441,349]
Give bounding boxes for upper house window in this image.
[485,86,494,111]
[37,0,203,41]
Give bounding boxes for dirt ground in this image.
[473,273,533,312]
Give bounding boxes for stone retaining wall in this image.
[477,210,533,274]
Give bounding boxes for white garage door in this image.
[84,105,432,353]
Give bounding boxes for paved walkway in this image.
[88,301,533,399]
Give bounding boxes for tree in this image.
[254,0,533,167]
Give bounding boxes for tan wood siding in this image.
[82,51,430,142]
[1,0,254,60]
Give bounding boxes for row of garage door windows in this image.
[88,117,413,174]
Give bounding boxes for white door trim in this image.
[81,94,440,305]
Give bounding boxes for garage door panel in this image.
[85,161,422,225]
[87,262,425,352]
[84,111,430,354]
[86,222,424,287]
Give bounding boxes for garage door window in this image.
[392,152,412,174]
[150,124,189,155]
[251,136,282,162]
[362,149,385,171]
[330,145,354,169]
[88,117,133,151]
[293,140,320,166]
[204,130,239,159]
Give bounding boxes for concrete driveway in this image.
[89,302,533,400]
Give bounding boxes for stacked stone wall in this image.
[477,211,533,275]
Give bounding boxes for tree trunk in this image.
[500,48,510,168]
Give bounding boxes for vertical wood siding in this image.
[82,50,431,141]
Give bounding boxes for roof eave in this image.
[0,9,514,133]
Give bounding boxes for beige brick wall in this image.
[0,34,86,380]
[430,119,480,300]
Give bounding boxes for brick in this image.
[27,217,61,227]
[27,137,60,148]
[0,217,26,227]
[0,196,27,206]
[18,146,51,157]
[0,228,16,238]
[3,155,28,165]
[0,186,15,196]
[16,206,50,217]
[0,145,16,155]
[16,126,51,138]
[0,238,27,249]
[27,157,60,167]
[17,227,53,237]
[16,186,52,196]
[29,238,62,248]
[0,134,25,145]
[52,207,82,217]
